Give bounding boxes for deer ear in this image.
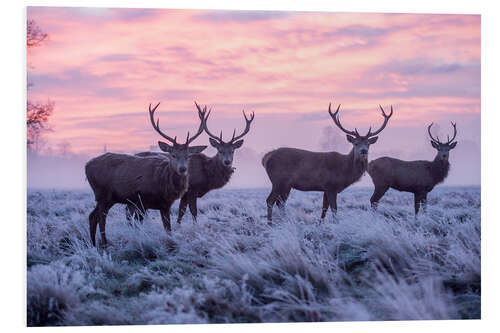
[232,140,244,149]
[430,141,439,149]
[449,141,457,149]
[188,145,207,154]
[158,141,173,153]
[368,136,378,144]
[346,135,355,143]
[209,138,220,149]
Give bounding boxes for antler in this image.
[149,102,206,146]
[427,123,440,144]
[149,102,178,144]
[196,102,222,142]
[446,121,457,144]
[185,102,207,145]
[229,110,255,143]
[365,105,393,137]
[329,102,359,137]
[199,105,255,143]
[428,121,457,145]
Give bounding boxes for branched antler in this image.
[200,105,255,143]
[149,102,178,144]
[230,110,255,143]
[365,105,393,137]
[184,102,206,145]
[196,102,222,141]
[329,102,359,137]
[446,122,457,144]
[150,102,205,146]
[329,102,393,138]
[428,122,457,145]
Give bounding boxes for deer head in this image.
[195,102,255,168]
[149,102,208,175]
[428,122,458,161]
[329,102,393,163]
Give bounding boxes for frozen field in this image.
[27,186,480,326]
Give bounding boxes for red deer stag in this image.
[262,102,393,221]
[127,102,255,223]
[85,102,207,246]
[367,122,457,215]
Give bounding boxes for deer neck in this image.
[347,148,368,174]
[205,155,234,189]
[338,149,367,185]
[431,155,450,185]
[166,163,188,198]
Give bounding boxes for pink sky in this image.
[26,7,480,185]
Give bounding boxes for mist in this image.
[27,150,90,189]
[27,123,480,191]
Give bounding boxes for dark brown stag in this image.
[85,102,207,246]
[262,102,393,221]
[128,103,255,223]
[368,122,457,215]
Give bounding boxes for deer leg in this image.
[97,203,112,247]
[421,193,428,214]
[160,203,173,232]
[326,190,338,216]
[89,206,99,247]
[177,195,188,224]
[321,192,328,219]
[414,193,425,215]
[276,187,291,210]
[266,188,280,221]
[370,185,389,210]
[188,196,198,223]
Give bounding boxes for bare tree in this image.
[262,102,393,221]
[85,102,208,246]
[128,103,255,223]
[27,20,53,152]
[27,20,48,49]
[27,100,54,150]
[367,122,458,215]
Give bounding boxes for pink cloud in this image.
[27,7,480,161]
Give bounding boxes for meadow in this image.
[27,186,480,326]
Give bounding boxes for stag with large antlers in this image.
[85,102,207,246]
[262,102,393,221]
[128,102,255,223]
[368,122,457,215]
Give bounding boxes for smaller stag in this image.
[85,102,207,246]
[262,102,393,221]
[128,103,255,223]
[367,122,458,214]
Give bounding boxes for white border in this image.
[3,0,498,332]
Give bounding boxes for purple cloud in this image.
[28,69,130,99]
[197,10,294,23]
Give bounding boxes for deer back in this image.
[263,147,362,192]
[86,153,187,205]
[368,156,448,193]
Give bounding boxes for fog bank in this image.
[27,133,480,191]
